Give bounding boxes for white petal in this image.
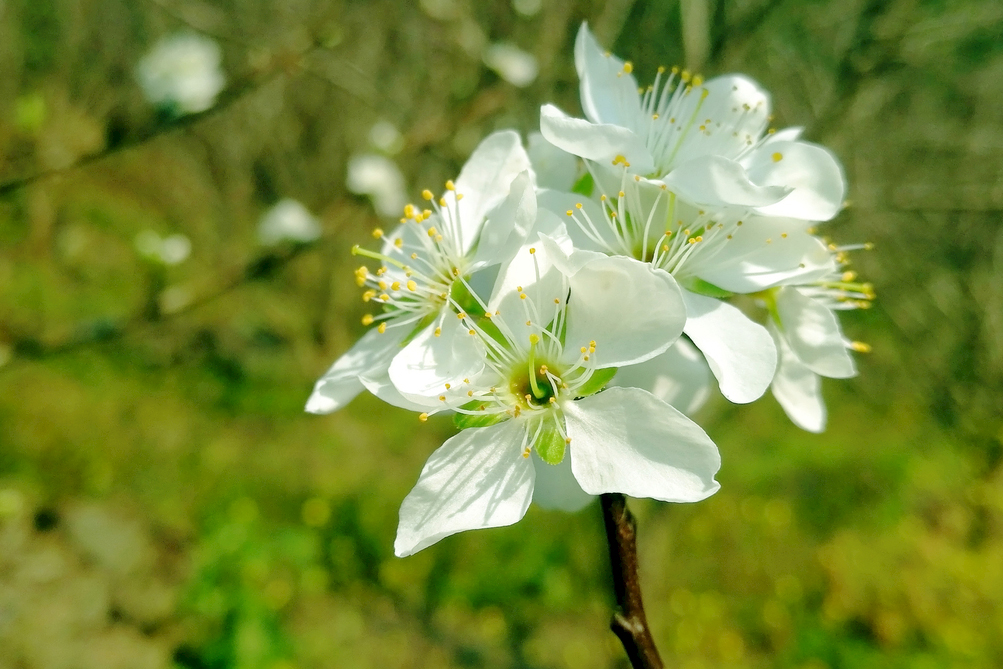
[359,372,441,411]
[565,256,686,368]
[395,420,535,556]
[487,236,567,318]
[681,290,777,403]
[665,74,771,166]
[774,287,856,378]
[305,320,411,413]
[564,387,720,502]
[746,140,846,221]
[694,217,836,293]
[612,338,713,416]
[573,23,642,127]
[540,104,655,175]
[528,131,579,191]
[537,188,618,253]
[388,315,486,402]
[769,324,827,433]
[661,155,791,208]
[532,452,595,512]
[453,130,532,256]
[471,171,537,269]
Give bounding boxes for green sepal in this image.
[535,426,566,465]
[571,172,594,197]
[679,276,734,299]
[449,280,486,317]
[574,366,618,398]
[453,402,509,430]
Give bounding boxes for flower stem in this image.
[601,493,664,669]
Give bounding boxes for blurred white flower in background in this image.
[368,120,404,155]
[136,33,226,115]
[258,199,322,246]
[135,230,191,265]
[346,153,408,217]
[483,43,538,87]
[512,0,542,17]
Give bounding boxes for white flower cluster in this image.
[308,24,873,557]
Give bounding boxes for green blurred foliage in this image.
[1,0,1002,668]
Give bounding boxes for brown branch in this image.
[601,493,663,669]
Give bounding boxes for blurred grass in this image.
[1,0,1002,667]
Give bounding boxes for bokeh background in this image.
[2,0,1002,667]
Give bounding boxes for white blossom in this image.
[136,33,225,115]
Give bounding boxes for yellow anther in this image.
[372,228,384,239]
[457,312,467,319]
[736,220,744,226]
[851,341,872,353]
[548,397,556,404]
[467,390,473,397]
[526,320,532,326]
[456,193,464,201]
[468,329,476,335]
[566,210,574,216]
[427,226,437,237]
[580,346,587,353]
[864,242,875,250]
[529,247,536,254]
[553,298,560,304]
[565,437,572,444]
[379,293,389,301]
[662,244,669,251]
[658,66,666,74]
[419,413,428,422]
[539,365,548,373]
[377,322,387,334]
[692,74,704,86]
[410,252,418,259]
[376,266,386,275]
[422,189,434,201]
[768,128,776,134]
[576,202,583,209]
[361,314,374,325]
[434,327,442,337]
[842,271,858,282]
[439,395,446,401]
[529,334,540,345]
[391,281,401,291]
[772,152,783,162]
[695,236,703,242]
[618,191,625,198]
[519,293,527,300]
[378,280,387,290]
[439,197,446,207]
[600,194,607,201]
[652,113,659,120]
[444,383,451,390]
[612,155,628,166]
[362,289,376,302]
[394,238,403,248]
[407,279,417,291]
[681,70,691,82]
[623,61,633,74]
[435,235,443,243]
[583,355,589,361]
[445,180,455,191]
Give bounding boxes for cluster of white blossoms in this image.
[308,24,873,557]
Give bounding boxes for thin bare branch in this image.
[601,493,664,669]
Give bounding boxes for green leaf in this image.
[453,403,509,429]
[679,277,734,299]
[575,367,618,397]
[536,426,566,465]
[571,172,594,197]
